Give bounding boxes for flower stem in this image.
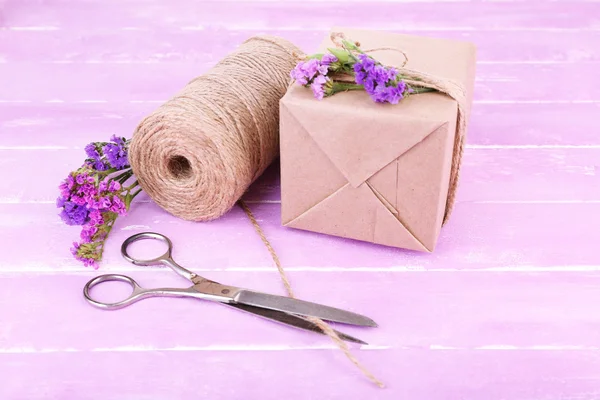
[125,180,139,191]
[329,82,364,96]
[117,170,134,184]
[410,87,436,94]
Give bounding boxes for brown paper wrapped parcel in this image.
[279,29,477,252]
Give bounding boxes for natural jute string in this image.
[130,35,301,221]
[129,35,381,387]
[331,32,469,224]
[239,200,384,388]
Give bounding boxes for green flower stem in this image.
[410,87,436,94]
[329,82,365,96]
[117,170,134,184]
[125,180,139,191]
[130,188,143,200]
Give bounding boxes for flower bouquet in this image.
[57,135,139,268]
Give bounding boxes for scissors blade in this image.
[233,290,377,327]
[224,303,367,345]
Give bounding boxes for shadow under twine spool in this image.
[129,35,302,221]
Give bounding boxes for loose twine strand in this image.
[239,200,385,388]
[330,32,468,224]
[130,35,382,387]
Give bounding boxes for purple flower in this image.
[60,201,89,226]
[104,143,128,170]
[85,144,100,160]
[80,224,98,243]
[70,242,80,256]
[110,196,127,215]
[364,77,376,95]
[301,59,320,80]
[98,179,109,192]
[98,196,112,210]
[355,71,368,85]
[291,58,329,88]
[108,181,121,192]
[321,53,338,66]
[356,54,375,73]
[94,160,109,171]
[56,196,66,208]
[372,65,391,86]
[311,75,328,100]
[89,210,104,225]
[290,65,308,85]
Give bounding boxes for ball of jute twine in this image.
[129,35,383,387]
[130,35,300,221]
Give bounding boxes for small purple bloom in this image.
[71,195,87,206]
[104,143,129,170]
[301,59,320,80]
[110,196,127,215]
[372,65,390,86]
[108,181,121,192]
[56,195,66,208]
[357,54,375,73]
[98,196,112,210]
[89,210,104,225]
[94,160,109,171]
[321,53,338,66]
[60,201,89,226]
[98,179,109,192]
[85,143,100,160]
[364,77,376,95]
[70,242,80,256]
[311,75,328,100]
[75,174,86,185]
[355,71,368,85]
[80,224,98,243]
[291,64,308,85]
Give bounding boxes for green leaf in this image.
[306,53,324,60]
[125,193,132,210]
[327,48,350,64]
[342,40,360,51]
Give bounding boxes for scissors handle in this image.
[83,274,201,310]
[121,232,197,282]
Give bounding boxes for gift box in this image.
[279,29,476,252]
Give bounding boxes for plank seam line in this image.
[1,266,600,273]
[2,345,599,354]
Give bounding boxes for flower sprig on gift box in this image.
[57,135,140,268]
[291,39,433,104]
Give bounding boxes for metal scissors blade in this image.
[232,290,377,327]
[225,303,367,345]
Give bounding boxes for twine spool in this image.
[129,35,302,221]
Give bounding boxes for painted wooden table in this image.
[2,0,600,398]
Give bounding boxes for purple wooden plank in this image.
[1,201,599,271]
[5,1,598,30]
[2,29,599,63]
[2,272,600,350]
[3,147,600,204]
[3,103,600,147]
[1,62,597,102]
[2,350,600,400]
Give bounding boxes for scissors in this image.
[83,232,376,344]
